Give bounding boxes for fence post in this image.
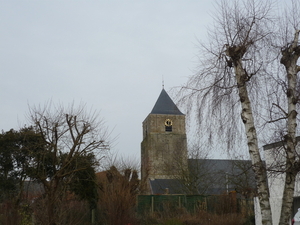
[179,196,181,208]
[151,196,154,214]
[91,209,95,225]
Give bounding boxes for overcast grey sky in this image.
[0,1,215,161]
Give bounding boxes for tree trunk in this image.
[279,30,300,225]
[234,59,272,225]
[47,191,57,225]
[44,179,59,225]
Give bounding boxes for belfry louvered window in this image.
[165,119,172,132]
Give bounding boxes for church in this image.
[140,88,300,223]
[140,88,187,194]
[140,88,256,196]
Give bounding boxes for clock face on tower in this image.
[164,119,172,127]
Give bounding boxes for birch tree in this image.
[180,0,300,223]
[178,1,300,224]
[275,1,300,223]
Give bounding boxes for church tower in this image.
[141,88,187,193]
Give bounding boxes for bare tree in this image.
[26,102,110,225]
[270,2,300,224]
[179,0,300,223]
[177,1,283,224]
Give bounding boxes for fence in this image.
[137,194,254,216]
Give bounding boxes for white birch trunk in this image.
[233,59,273,225]
[279,30,300,225]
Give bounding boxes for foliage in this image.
[97,166,139,225]
[68,152,99,208]
[19,204,32,225]
[25,103,109,225]
[0,103,110,225]
[0,127,44,202]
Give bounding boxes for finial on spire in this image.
[162,75,164,89]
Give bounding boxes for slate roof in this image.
[150,89,184,115]
[188,159,256,193]
[188,159,254,177]
[149,179,185,194]
[149,159,256,195]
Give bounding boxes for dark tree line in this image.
[0,103,109,225]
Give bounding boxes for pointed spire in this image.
[150,89,184,115]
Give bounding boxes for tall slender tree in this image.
[277,1,300,221]
[179,1,300,224]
